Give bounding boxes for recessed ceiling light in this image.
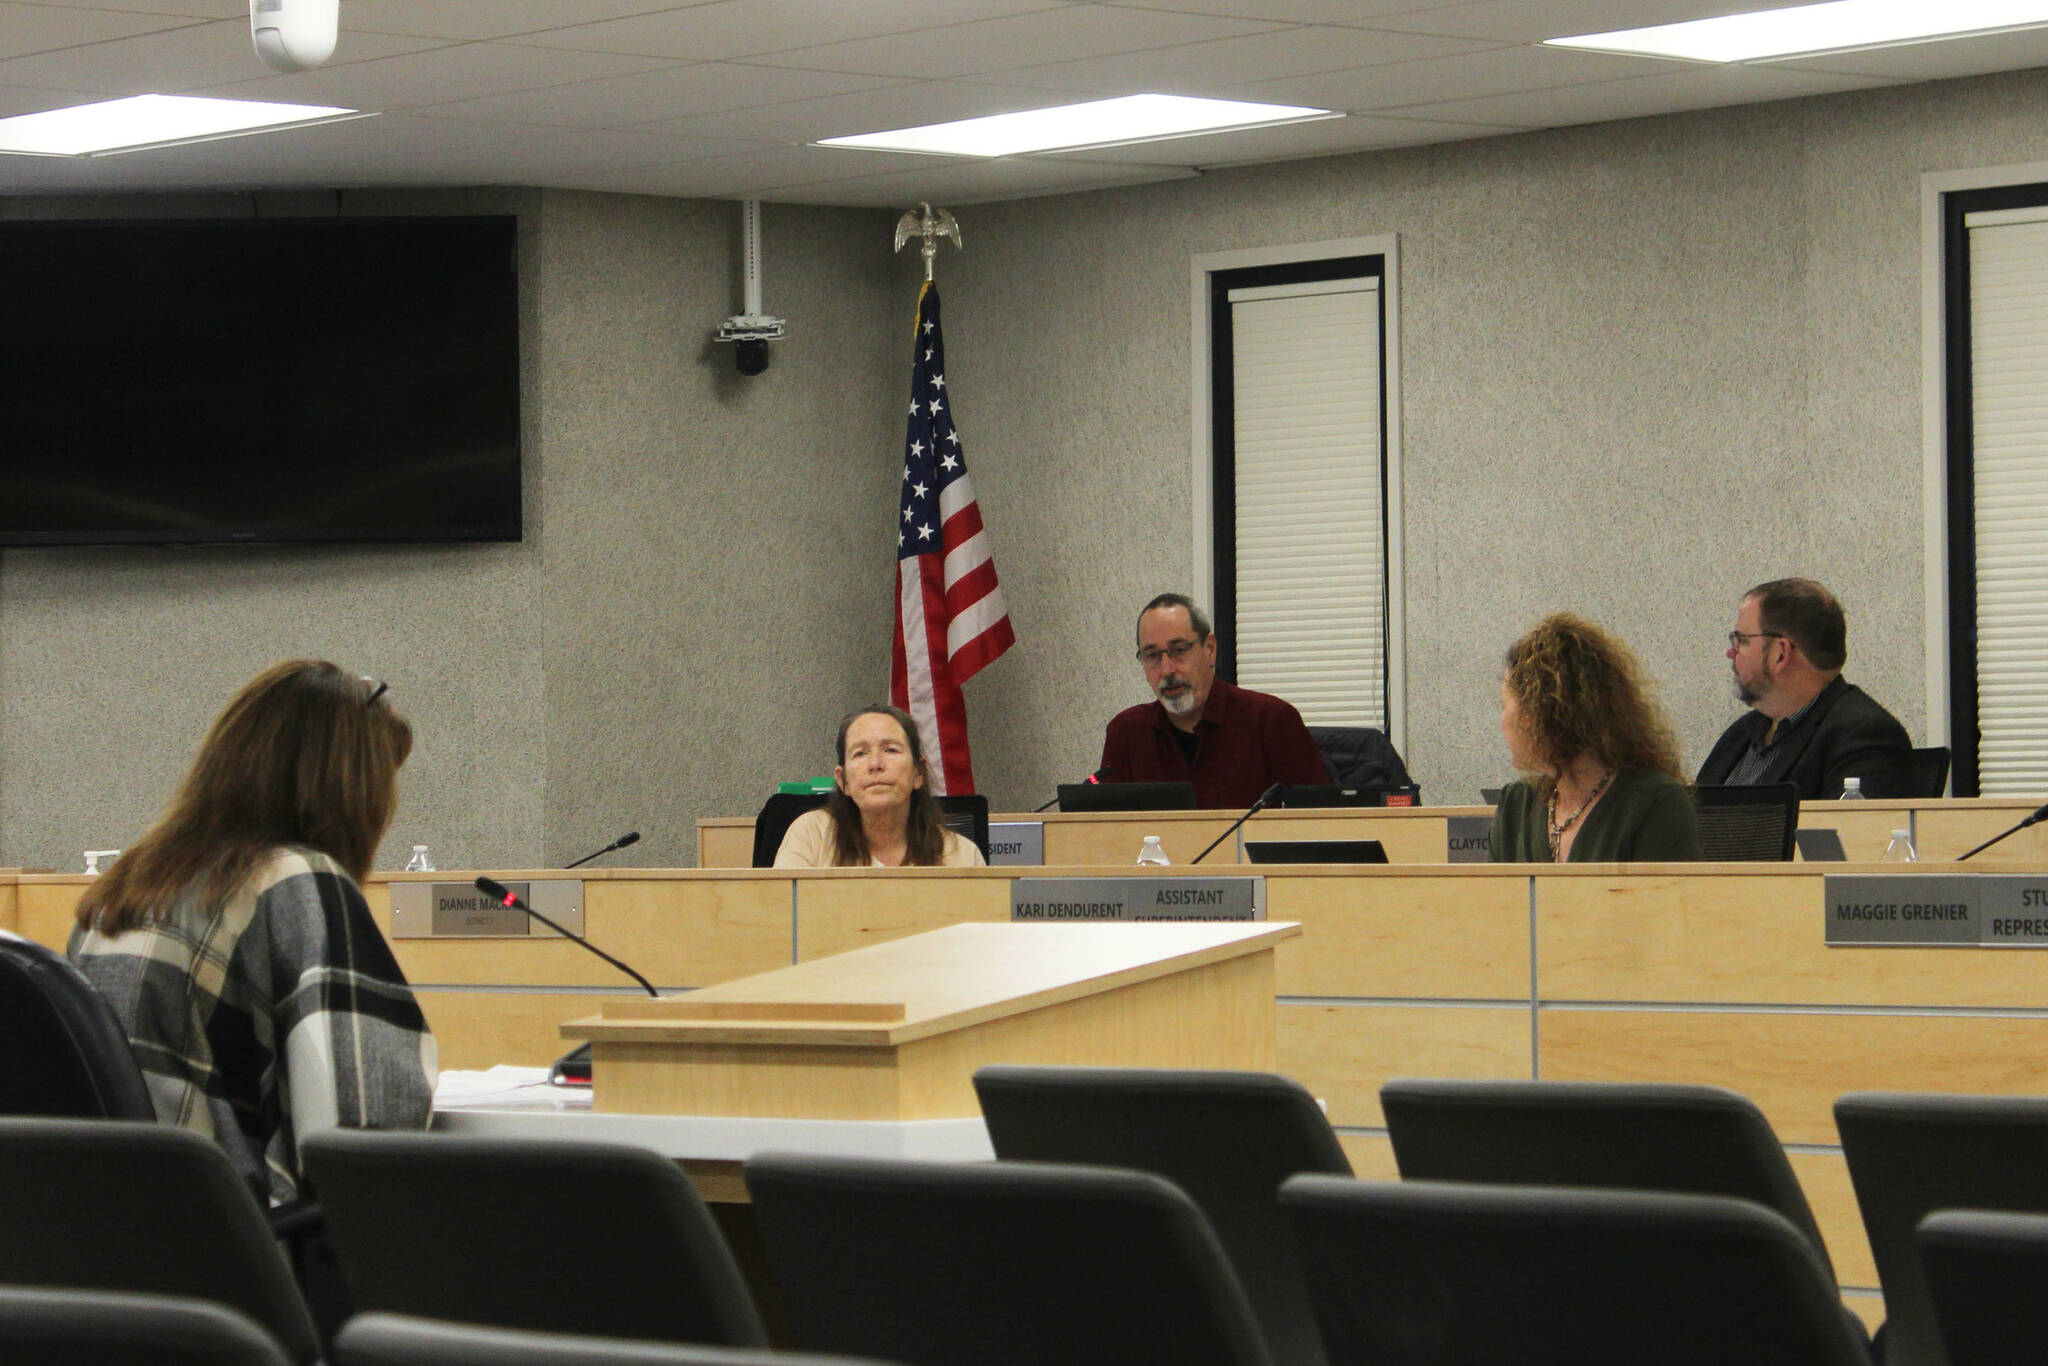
[1547,0,2048,62]
[817,94,1338,158]
[0,94,368,158]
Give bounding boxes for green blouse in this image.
[1489,768,1703,863]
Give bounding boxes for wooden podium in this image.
[560,920,1301,1120]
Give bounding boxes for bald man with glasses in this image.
[1098,592,1327,808]
[1696,577,1913,799]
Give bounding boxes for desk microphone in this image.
[1190,784,1285,865]
[564,830,640,869]
[1955,802,2048,862]
[473,876,658,998]
[1036,766,1111,813]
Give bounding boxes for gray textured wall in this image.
[0,189,907,871]
[943,67,2048,811]
[4,67,2045,868]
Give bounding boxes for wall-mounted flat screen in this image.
[0,215,521,547]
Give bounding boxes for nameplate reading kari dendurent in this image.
[1825,874,2048,947]
[1011,876,1264,922]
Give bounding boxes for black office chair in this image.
[1305,725,1413,791]
[301,1130,766,1347]
[746,1153,1273,1366]
[752,792,829,866]
[0,929,157,1119]
[0,1118,322,1366]
[1836,1092,2048,1366]
[935,793,990,859]
[1381,1078,1840,1279]
[335,1315,905,1366]
[974,1064,1348,1366]
[1908,747,1951,800]
[1916,1209,2048,1366]
[1279,1177,1873,1366]
[0,1286,293,1366]
[1693,782,1800,861]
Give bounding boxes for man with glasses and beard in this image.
[1099,593,1327,808]
[1696,577,1912,799]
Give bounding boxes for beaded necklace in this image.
[1545,770,1613,861]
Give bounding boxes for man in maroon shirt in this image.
[1099,593,1329,808]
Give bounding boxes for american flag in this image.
[890,282,1014,795]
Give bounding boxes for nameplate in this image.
[389,878,586,939]
[1011,876,1264,922]
[986,821,1045,866]
[1447,815,1492,864]
[1824,875,2048,947]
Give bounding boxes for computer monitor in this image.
[1057,781,1197,813]
[1243,839,1389,865]
[1277,784,1421,808]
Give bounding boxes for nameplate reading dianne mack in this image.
[1011,876,1265,922]
[1824,875,2048,947]
[389,878,587,939]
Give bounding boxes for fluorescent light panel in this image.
[1548,0,2048,62]
[0,94,363,157]
[818,94,1337,157]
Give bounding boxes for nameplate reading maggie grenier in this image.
[1011,876,1264,922]
[1824,874,2048,947]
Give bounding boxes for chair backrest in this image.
[934,793,990,859]
[0,929,156,1120]
[0,1286,292,1366]
[1279,1176,1872,1366]
[1909,747,1952,799]
[973,1064,1348,1366]
[751,792,829,867]
[0,1118,322,1365]
[1305,726,1412,790]
[335,1314,904,1366]
[1835,1092,2048,1366]
[1916,1209,2048,1366]
[300,1130,766,1347]
[1381,1078,1836,1276]
[1692,782,1800,861]
[746,1153,1273,1366]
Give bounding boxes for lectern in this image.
[559,920,1301,1120]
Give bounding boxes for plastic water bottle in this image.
[1136,835,1171,867]
[82,849,121,875]
[1880,829,1917,863]
[1839,777,1866,800]
[403,844,435,872]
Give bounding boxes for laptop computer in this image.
[1057,780,1197,813]
[1243,839,1389,865]
[1794,828,1847,861]
[1277,784,1421,809]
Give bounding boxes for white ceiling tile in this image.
[1035,107,1523,163]
[638,79,1077,144]
[0,82,96,117]
[1222,41,1688,109]
[503,0,1069,62]
[983,24,1506,95]
[763,155,1197,206]
[195,41,680,110]
[748,6,1288,79]
[0,20,446,94]
[28,0,244,14]
[332,0,710,43]
[415,61,901,130]
[1375,61,1892,128]
[0,3,204,62]
[1098,0,1473,20]
[1366,0,1812,45]
[548,142,981,196]
[1770,25,2048,82]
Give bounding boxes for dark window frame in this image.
[1206,254,1387,699]
[1942,179,2048,796]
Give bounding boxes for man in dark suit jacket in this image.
[1696,578,1913,799]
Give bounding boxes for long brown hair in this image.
[77,661,412,934]
[826,704,947,867]
[1503,614,1682,790]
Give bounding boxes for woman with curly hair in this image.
[1490,614,1702,863]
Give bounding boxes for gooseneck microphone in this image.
[1955,802,2048,862]
[474,876,658,998]
[564,830,640,869]
[1037,767,1112,813]
[1190,784,1285,865]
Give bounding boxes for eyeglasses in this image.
[1726,632,1784,650]
[362,678,391,705]
[1135,639,1204,668]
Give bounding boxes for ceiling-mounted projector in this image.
[251,0,339,73]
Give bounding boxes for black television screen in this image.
[0,215,521,547]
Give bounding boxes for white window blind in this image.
[1226,277,1384,728]
[1966,204,2048,794]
